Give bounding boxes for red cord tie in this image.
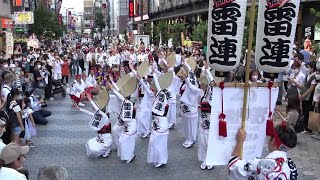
[219,82,227,137]
[266,81,274,136]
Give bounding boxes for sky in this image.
[59,0,84,15]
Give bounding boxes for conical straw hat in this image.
[137,61,150,77]
[166,52,176,68]
[120,77,138,97]
[116,74,131,89]
[158,71,173,90]
[94,88,109,110]
[186,56,197,72]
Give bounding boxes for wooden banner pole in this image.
[240,0,256,159]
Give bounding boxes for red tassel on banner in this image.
[219,113,227,137]
[266,118,274,136]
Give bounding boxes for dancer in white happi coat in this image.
[75,91,112,158]
[197,63,214,170]
[147,71,171,168]
[179,58,200,148]
[130,65,155,138]
[107,79,137,163]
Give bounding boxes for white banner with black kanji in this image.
[255,0,300,74]
[206,0,247,73]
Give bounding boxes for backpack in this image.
[294,113,304,133]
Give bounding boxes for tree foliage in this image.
[310,8,320,28]
[242,7,258,54]
[190,21,208,45]
[153,21,170,46]
[169,22,189,46]
[95,10,106,33]
[30,6,64,38]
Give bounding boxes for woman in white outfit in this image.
[179,59,200,149]
[75,92,112,158]
[130,66,155,138]
[107,79,137,163]
[197,63,214,170]
[147,71,170,168]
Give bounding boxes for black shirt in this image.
[32,69,41,87]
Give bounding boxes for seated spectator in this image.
[25,90,51,125]
[0,143,29,179]
[37,166,68,180]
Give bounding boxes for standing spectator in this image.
[287,61,305,99]
[32,62,45,101]
[6,88,24,144]
[2,73,15,98]
[44,57,53,101]
[311,68,320,140]
[53,56,63,82]
[61,55,70,86]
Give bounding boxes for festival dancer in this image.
[179,58,200,149]
[67,75,86,107]
[147,70,171,168]
[108,77,137,163]
[130,64,155,138]
[197,62,214,170]
[75,91,112,158]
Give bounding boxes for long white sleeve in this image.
[89,100,99,111]
[139,79,154,96]
[111,81,120,91]
[79,108,95,116]
[153,73,161,93]
[112,88,125,101]
[205,69,214,83]
[185,77,202,93]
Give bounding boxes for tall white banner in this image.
[206,87,279,165]
[5,32,14,59]
[206,0,247,76]
[255,0,300,75]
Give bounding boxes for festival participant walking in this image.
[147,70,171,168]
[75,91,112,158]
[229,124,298,179]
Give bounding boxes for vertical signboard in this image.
[5,32,14,59]
[206,0,247,77]
[129,0,135,17]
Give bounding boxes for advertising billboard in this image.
[14,11,34,25]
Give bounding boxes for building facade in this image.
[84,0,94,29]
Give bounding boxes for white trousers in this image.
[111,123,123,150]
[198,132,209,162]
[118,131,136,161]
[167,102,176,125]
[147,133,168,164]
[136,111,151,135]
[182,114,198,142]
[86,133,112,158]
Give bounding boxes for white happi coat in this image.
[69,81,84,98]
[86,74,97,87]
[79,100,112,158]
[111,86,137,161]
[147,76,169,164]
[229,150,298,180]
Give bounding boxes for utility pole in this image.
[140,0,143,35]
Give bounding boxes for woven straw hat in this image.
[158,71,173,90]
[199,76,209,86]
[116,74,131,89]
[137,61,150,77]
[186,56,197,72]
[166,52,176,68]
[120,77,138,97]
[94,88,110,110]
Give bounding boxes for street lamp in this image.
[65,8,74,33]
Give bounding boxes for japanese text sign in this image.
[206,0,247,76]
[255,0,300,75]
[14,11,34,25]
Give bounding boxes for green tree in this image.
[310,8,320,28]
[95,10,106,33]
[190,21,208,45]
[169,22,189,46]
[242,7,258,54]
[153,21,170,46]
[30,6,64,38]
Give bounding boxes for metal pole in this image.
[140,0,143,34]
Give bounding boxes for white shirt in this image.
[0,139,6,154]
[0,167,27,180]
[314,83,320,102]
[86,52,93,63]
[86,75,97,87]
[129,53,137,65]
[1,84,11,98]
[289,71,305,88]
[53,60,63,74]
[175,54,182,67]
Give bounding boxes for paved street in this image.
[24,95,320,180]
